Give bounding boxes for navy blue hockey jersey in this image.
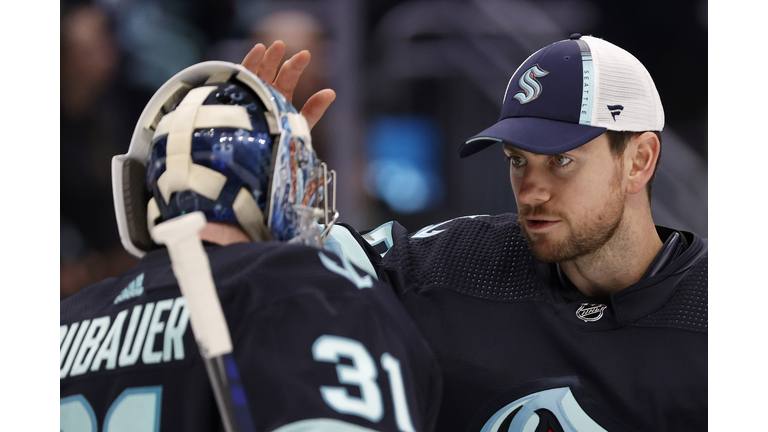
[60,241,442,432]
[330,214,707,432]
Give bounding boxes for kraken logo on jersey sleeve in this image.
[319,251,373,289]
[412,215,486,239]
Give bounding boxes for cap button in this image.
[569,33,582,40]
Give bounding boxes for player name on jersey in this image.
[60,297,190,379]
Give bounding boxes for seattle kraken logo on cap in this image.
[513,64,549,104]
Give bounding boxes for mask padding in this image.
[122,158,153,251]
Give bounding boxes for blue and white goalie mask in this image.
[112,61,337,257]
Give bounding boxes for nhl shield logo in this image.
[576,303,607,322]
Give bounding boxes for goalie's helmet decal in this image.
[112,61,337,258]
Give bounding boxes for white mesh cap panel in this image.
[586,36,665,132]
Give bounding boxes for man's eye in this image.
[506,155,526,167]
[552,155,572,167]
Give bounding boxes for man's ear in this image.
[625,132,660,196]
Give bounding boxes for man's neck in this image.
[558,211,663,297]
[199,222,252,246]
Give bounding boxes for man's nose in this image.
[515,166,552,207]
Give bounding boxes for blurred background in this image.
[60,0,707,298]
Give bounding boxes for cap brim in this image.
[458,117,607,158]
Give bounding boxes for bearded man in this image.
[320,34,707,431]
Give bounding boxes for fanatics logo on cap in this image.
[576,303,607,322]
[607,105,624,121]
[513,64,549,104]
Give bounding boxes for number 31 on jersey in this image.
[63,335,419,432]
[313,335,417,432]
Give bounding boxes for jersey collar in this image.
[534,227,702,330]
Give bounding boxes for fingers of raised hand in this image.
[301,89,336,130]
[241,43,266,74]
[241,40,287,84]
[257,41,287,84]
[272,50,311,105]
[240,41,334,130]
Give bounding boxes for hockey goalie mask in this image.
[112,61,337,258]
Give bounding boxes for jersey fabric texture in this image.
[350,213,707,432]
[60,241,442,432]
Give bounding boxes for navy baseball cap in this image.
[458,34,664,157]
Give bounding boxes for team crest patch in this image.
[477,386,609,432]
[469,377,623,432]
[576,303,607,322]
[513,65,549,104]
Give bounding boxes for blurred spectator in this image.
[252,11,327,117]
[61,4,142,298]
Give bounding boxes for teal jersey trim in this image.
[324,225,378,279]
[362,221,395,257]
[273,418,380,432]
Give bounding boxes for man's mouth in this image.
[524,219,559,231]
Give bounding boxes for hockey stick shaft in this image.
[151,212,256,432]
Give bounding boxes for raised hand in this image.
[241,40,335,130]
